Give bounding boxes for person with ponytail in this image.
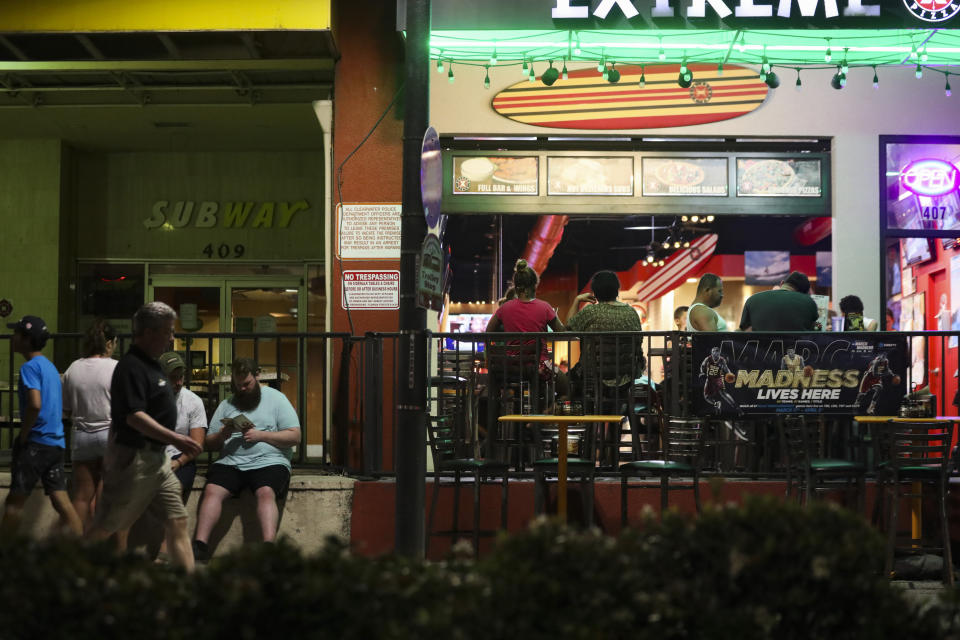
[62,318,119,530]
[485,259,568,402]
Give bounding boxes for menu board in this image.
[884,141,960,231]
[736,158,822,197]
[452,156,538,195]
[547,157,633,196]
[642,157,728,196]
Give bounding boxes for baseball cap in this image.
[782,271,811,295]
[158,351,186,376]
[6,315,49,342]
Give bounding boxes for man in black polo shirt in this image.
[87,301,201,571]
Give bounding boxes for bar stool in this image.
[620,416,704,525]
[779,415,865,512]
[485,342,549,470]
[426,409,510,558]
[875,419,955,585]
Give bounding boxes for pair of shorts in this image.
[171,454,196,505]
[93,441,188,532]
[205,463,290,501]
[10,440,67,496]
[72,428,109,463]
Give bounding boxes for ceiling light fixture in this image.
[541,60,559,86]
[483,65,490,89]
[607,62,620,83]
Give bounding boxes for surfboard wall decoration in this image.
[492,63,769,130]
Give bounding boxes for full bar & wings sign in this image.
[690,333,908,416]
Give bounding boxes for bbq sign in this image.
[690,333,907,416]
[899,159,960,197]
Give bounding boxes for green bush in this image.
[0,497,955,639]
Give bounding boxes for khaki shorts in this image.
[93,440,188,533]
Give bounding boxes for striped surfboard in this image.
[629,233,719,303]
[493,64,768,130]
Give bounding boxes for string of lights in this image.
[430,28,958,93]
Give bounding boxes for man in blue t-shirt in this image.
[1,316,82,538]
[191,357,300,562]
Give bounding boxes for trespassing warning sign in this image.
[342,270,400,310]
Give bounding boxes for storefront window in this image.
[77,262,145,332]
[884,140,960,232]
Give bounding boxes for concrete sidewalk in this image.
[0,469,356,557]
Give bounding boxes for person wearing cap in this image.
[86,302,202,571]
[1,316,83,538]
[158,352,207,502]
[191,357,300,563]
[739,270,819,332]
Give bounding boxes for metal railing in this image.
[1,331,352,467]
[3,329,958,478]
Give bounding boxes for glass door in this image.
[227,281,304,414]
[150,278,226,416]
[148,274,305,415]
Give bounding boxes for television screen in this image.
[902,237,934,266]
[443,313,492,352]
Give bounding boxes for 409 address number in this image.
[202,243,246,258]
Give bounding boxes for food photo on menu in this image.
[641,157,727,196]
[547,156,633,196]
[736,158,822,197]
[453,156,538,194]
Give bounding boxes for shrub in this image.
[0,497,952,639]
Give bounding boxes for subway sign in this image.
[899,159,960,197]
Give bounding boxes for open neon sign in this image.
[900,158,960,197]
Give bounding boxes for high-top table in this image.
[498,414,623,522]
[854,415,959,542]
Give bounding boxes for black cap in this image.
[782,271,811,295]
[6,315,49,342]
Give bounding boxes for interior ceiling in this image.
[0,30,336,150]
[447,214,833,302]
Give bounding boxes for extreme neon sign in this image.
[899,158,960,197]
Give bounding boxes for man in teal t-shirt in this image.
[1,316,82,538]
[192,357,300,562]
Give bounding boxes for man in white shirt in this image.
[158,352,207,503]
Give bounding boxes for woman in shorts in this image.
[62,319,118,530]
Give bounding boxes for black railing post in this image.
[363,333,384,475]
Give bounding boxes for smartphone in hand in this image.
[221,414,255,431]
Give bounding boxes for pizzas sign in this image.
[902,0,960,22]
